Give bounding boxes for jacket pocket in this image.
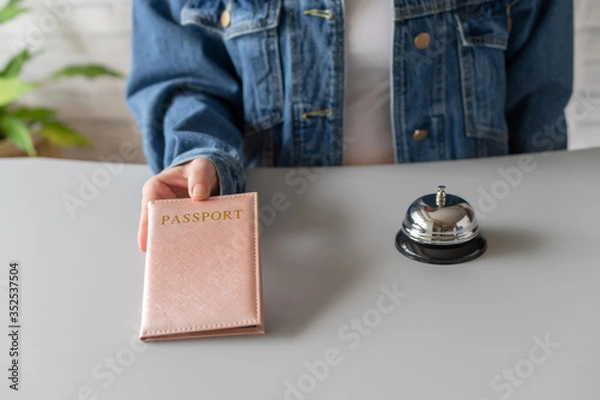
[181,0,284,138]
[455,1,510,144]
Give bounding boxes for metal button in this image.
[414,33,431,50]
[220,9,231,28]
[413,129,429,141]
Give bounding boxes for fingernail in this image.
[192,184,205,199]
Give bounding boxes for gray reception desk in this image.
[1,148,598,399]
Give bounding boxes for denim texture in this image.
[127,0,573,194]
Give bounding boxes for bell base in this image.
[395,231,487,265]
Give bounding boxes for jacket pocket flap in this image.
[181,0,281,40]
[455,1,510,49]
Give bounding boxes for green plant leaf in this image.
[0,0,27,24]
[0,78,38,107]
[39,121,92,147]
[49,65,124,80]
[0,115,35,156]
[0,49,33,78]
[9,106,56,122]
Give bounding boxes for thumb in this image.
[186,158,219,201]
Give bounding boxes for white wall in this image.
[0,0,598,164]
[569,0,600,149]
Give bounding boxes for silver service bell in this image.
[395,186,487,265]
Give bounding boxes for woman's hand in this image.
[138,158,219,252]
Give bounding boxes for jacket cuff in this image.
[168,149,246,196]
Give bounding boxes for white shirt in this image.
[343,0,395,165]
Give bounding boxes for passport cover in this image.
[139,192,264,341]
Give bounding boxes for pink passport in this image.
[139,192,264,341]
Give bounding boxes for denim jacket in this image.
[126,0,573,195]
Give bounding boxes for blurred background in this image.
[0,0,597,164]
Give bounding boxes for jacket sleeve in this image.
[126,0,245,195]
[505,0,574,153]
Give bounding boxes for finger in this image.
[186,158,219,201]
[139,178,177,252]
